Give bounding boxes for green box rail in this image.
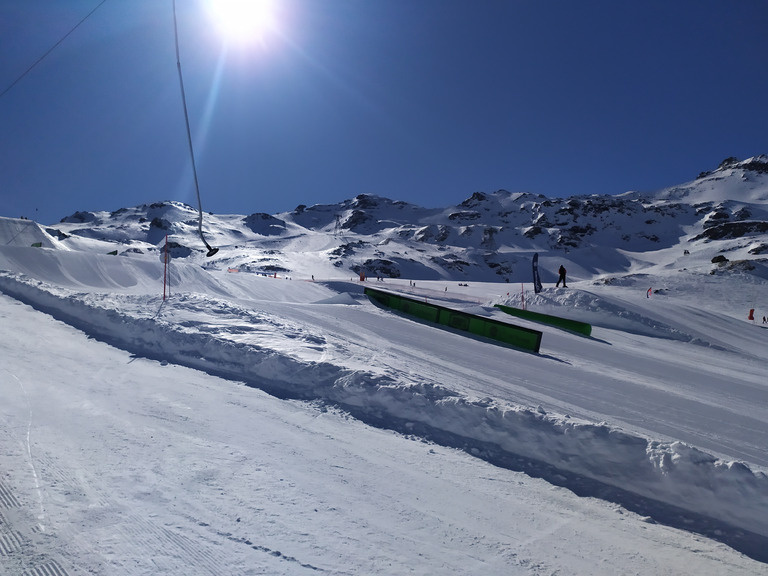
[365,287,542,353]
[494,304,592,337]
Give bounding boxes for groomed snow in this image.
[2,221,768,573]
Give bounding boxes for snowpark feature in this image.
[2,156,768,573]
[364,286,543,352]
[494,302,593,337]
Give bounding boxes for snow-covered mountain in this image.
[35,155,768,285]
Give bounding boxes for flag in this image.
[532,253,543,294]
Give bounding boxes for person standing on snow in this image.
[556,265,567,288]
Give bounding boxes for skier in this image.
[556,265,567,288]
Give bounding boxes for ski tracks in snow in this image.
[7,371,46,533]
[0,374,70,575]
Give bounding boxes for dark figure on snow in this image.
[556,265,567,288]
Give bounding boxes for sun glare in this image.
[206,0,276,44]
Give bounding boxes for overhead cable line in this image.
[172,0,218,257]
[0,0,109,101]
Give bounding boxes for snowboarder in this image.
[556,265,567,288]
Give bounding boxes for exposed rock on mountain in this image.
[43,156,768,283]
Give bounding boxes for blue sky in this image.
[1,0,766,225]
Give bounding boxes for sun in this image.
[205,0,276,44]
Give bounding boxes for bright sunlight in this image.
[205,0,276,44]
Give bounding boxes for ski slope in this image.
[2,218,768,574]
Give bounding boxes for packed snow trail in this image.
[1,293,767,575]
[2,261,768,563]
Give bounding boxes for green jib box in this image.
[364,287,542,353]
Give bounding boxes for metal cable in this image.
[0,0,109,100]
[172,0,218,257]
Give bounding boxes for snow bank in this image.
[2,269,768,542]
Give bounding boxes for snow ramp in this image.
[0,216,63,249]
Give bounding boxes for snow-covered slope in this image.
[4,292,765,576]
[2,156,768,573]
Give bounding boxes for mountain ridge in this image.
[10,155,768,284]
